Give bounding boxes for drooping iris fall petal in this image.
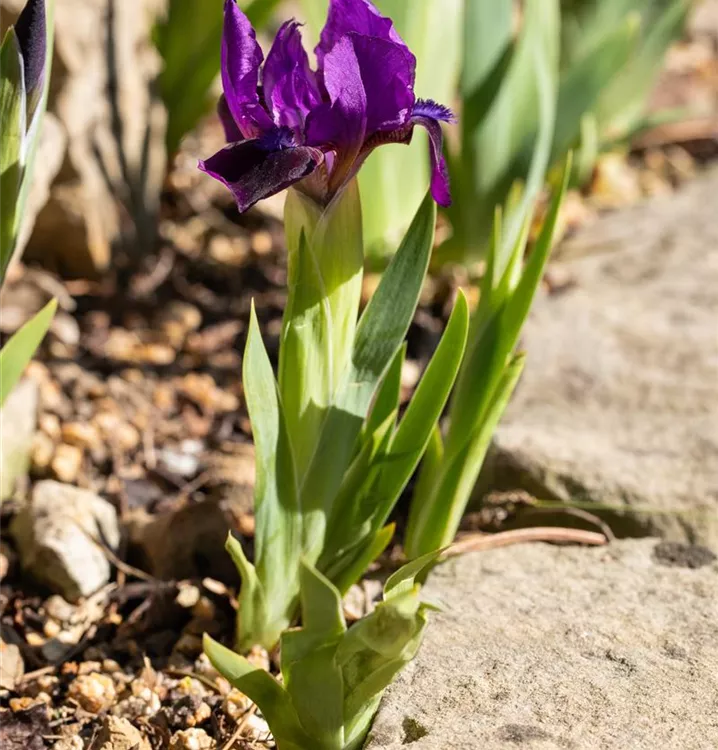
[199,136,323,212]
[412,99,455,208]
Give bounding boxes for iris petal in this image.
[199,139,324,212]
[218,94,245,143]
[221,0,273,139]
[306,35,367,190]
[411,113,452,207]
[348,32,415,134]
[316,0,407,69]
[263,21,322,131]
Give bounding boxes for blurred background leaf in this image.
[154,0,224,157]
[443,0,560,263]
[155,0,284,157]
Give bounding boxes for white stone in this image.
[11,480,120,600]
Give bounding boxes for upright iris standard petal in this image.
[199,137,323,213]
[306,35,367,190]
[347,34,415,133]
[316,0,407,69]
[221,0,273,138]
[14,0,46,115]
[263,21,322,131]
[411,99,455,208]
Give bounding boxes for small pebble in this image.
[43,619,61,638]
[78,661,103,675]
[342,584,366,622]
[10,696,49,711]
[92,715,151,750]
[0,541,14,580]
[201,578,228,596]
[159,449,200,478]
[251,229,273,255]
[67,672,116,713]
[39,413,62,441]
[153,383,176,412]
[112,693,161,719]
[176,373,239,413]
[0,640,24,690]
[243,712,271,740]
[25,631,46,647]
[32,432,56,471]
[176,585,201,609]
[62,422,102,451]
[169,728,215,750]
[51,444,84,483]
[174,677,207,699]
[44,595,75,622]
[245,646,270,673]
[137,343,176,365]
[208,235,249,266]
[52,736,83,750]
[222,689,250,721]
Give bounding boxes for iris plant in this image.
[0,0,56,408]
[201,1,465,747]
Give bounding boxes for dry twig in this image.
[447,527,607,558]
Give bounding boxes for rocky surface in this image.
[0,379,38,501]
[481,167,718,548]
[366,539,718,750]
[10,480,120,600]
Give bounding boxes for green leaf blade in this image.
[0,299,56,407]
[241,303,301,648]
[368,290,470,535]
[297,192,436,563]
[406,353,526,557]
[203,634,312,750]
[0,27,26,280]
[280,564,346,749]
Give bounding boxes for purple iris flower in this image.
[199,0,454,213]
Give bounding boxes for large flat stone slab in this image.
[481,168,718,547]
[366,539,718,750]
